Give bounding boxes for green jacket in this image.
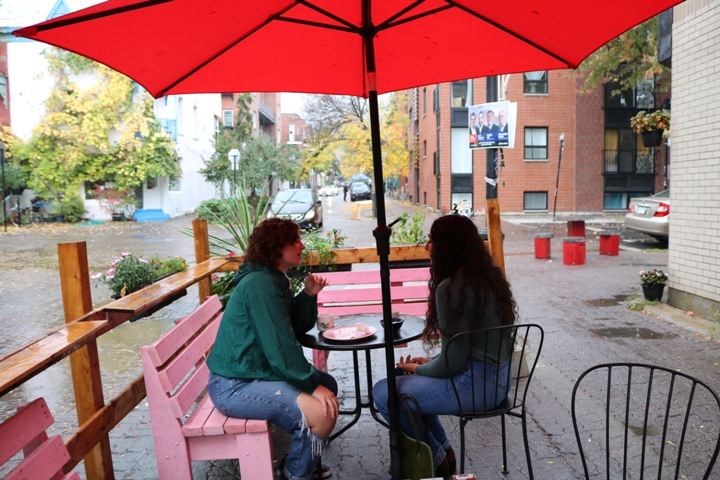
[207,263,320,393]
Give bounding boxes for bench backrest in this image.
[0,397,79,480]
[141,295,223,419]
[317,267,430,317]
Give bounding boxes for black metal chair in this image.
[571,363,720,479]
[443,323,544,477]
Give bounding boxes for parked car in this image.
[318,184,339,196]
[267,189,323,229]
[625,190,670,240]
[350,182,371,201]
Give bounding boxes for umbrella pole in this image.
[368,88,403,480]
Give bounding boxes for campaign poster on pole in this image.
[468,101,517,149]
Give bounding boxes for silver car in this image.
[625,190,670,240]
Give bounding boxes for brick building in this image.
[666,0,720,319]
[220,92,281,144]
[279,113,311,149]
[407,70,667,215]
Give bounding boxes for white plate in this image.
[322,325,377,341]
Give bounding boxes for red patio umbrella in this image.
[14,1,684,478]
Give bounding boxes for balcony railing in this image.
[258,100,275,125]
[603,149,655,175]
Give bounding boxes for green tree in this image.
[577,17,669,96]
[24,49,179,198]
[201,94,299,189]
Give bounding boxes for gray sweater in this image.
[415,275,508,378]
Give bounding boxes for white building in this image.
[2,0,220,221]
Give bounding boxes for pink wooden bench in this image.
[141,295,274,480]
[0,397,80,480]
[313,267,430,371]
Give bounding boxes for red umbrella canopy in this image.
[14,0,683,99]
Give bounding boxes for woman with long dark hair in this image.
[207,218,338,480]
[373,215,518,477]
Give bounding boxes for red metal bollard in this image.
[534,233,553,259]
[567,219,586,237]
[599,230,620,256]
[563,237,586,265]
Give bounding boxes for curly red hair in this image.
[244,218,300,268]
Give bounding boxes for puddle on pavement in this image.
[589,327,674,339]
[584,294,630,307]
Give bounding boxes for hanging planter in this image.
[640,129,664,148]
[631,110,670,148]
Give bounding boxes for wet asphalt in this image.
[1,194,717,480]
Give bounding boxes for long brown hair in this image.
[422,215,517,348]
[244,218,300,268]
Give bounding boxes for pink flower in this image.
[212,274,219,281]
[106,273,115,279]
[139,258,148,263]
[121,252,129,257]
[227,252,236,257]
[90,272,102,279]
[106,268,115,275]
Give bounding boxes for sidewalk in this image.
[2,201,717,480]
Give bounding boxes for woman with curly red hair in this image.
[207,218,337,480]
[373,214,518,477]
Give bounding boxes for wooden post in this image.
[58,242,114,480]
[486,198,506,274]
[193,219,212,303]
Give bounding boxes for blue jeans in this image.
[208,371,337,480]
[372,360,511,467]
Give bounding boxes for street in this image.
[1,194,717,479]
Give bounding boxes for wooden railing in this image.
[0,219,430,479]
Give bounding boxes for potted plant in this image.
[93,185,138,221]
[639,269,668,301]
[630,109,670,147]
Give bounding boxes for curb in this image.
[644,303,720,342]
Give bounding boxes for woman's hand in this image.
[311,384,339,418]
[397,355,431,374]
[304,273,329,297]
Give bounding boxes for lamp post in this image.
[1,141,6,233]
[228,148,240,191]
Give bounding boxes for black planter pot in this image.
[641,129,664,147]
[642,284,665,301]
[111,213,125,222]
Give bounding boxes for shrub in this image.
[54,195,87,223]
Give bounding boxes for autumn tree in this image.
[577,17,669,96]
[302,93,409,183]
[23,48,180,198]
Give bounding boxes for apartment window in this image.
[423,88,427,116]
[451,80,472,107]
[168,176,181,192]
[524,71,548,94]
[222,109,234,128]
[423,140,427,158]
[524,127,548,160]
[451,128,472,173]
[524,192,548,210]
[289,123,296,142]
[147,176,158,190]
[423,192,427,205]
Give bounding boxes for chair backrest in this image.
[443,323,544,415]
[571,363,720,480]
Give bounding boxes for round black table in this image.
[298,313,425,440]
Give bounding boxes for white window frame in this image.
[524,127,549,161]
[222,109,234,128]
